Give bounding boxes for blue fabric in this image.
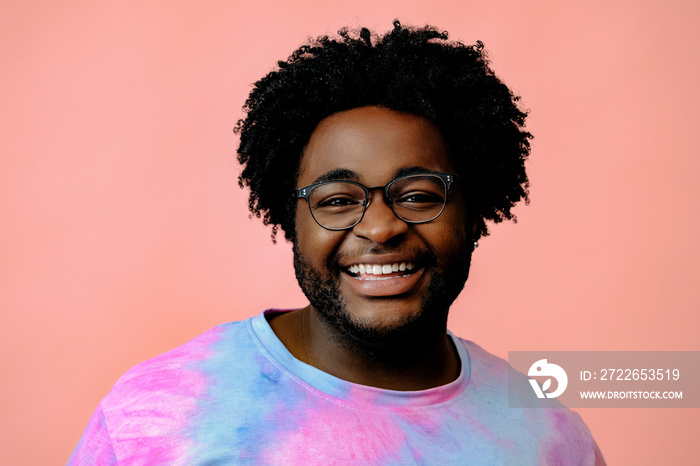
[69,309,597,465]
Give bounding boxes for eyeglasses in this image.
[296,171,457,231]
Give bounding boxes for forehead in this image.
[297,106,453,185]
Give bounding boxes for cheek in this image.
[431,214,471,260]
[449,193,473,239]
[294,209,341,266]
[438,229,469,257]
[294,210,316,255]
[294,207,310,242]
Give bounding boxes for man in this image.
[70,22,605,464]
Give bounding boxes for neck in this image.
[268,306,460,391]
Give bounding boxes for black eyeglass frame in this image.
[295,171,457,231]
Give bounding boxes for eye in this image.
[316,195,361,208]
[393,191,445,214]
[396,191,444,205]
[388,175,447,211]
[312,195,366,216]
[309,181,367,212]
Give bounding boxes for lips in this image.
[339,257,424,297]
[345,262,416,277]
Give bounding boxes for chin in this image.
[342,294,431,333]
[321,298,439,365]
[293,244,471,363]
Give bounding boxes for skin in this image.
[269,106,473,391]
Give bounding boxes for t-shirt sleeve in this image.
[67,403,118,465]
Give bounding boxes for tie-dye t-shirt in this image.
[69,309,597,465]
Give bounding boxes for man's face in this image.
[293,106,472,351]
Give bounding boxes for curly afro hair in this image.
[235,20,531,242]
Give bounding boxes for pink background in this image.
[2,1,699,464]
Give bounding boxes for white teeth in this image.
[347,262,416,276]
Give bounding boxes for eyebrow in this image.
[393,166,435,179]
[312,166,439,185]
[313,168,360,184]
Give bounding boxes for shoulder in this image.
[110,320,246,391]
[96,320,255,458]
[454,337,603,465]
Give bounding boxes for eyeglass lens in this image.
[308,174,447,230]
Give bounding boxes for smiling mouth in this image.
[344,262,417,280]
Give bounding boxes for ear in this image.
[467,216,479,243]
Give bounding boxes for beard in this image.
[292,242,472,366]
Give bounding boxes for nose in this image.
[352,191,408,243]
